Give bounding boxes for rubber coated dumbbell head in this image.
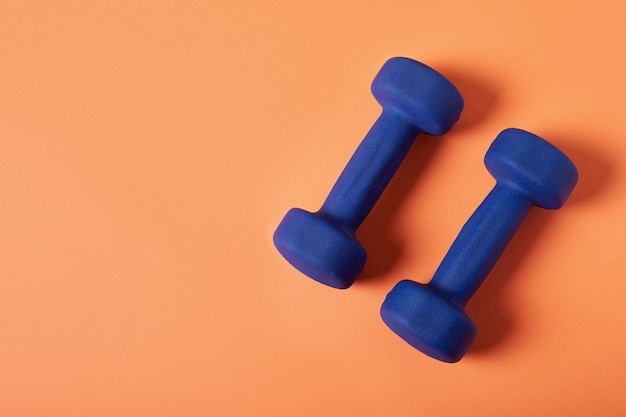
[371,57,464,136]
[485,128,579,210]
[380,280,476,363]
[273,208,366,289]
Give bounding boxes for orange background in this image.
[1,1,625,416]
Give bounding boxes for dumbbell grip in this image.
[319,110,420,230]
[429,183,533,307]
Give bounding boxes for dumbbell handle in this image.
[319,110,420,230]
[429,183,533,306]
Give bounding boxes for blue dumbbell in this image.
[273,57,464,289]
[380,128,578,362]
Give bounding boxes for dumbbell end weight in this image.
[273,208,366,289]
[380,280,476,363]
[372,57,464,136]
[485,128,578,210]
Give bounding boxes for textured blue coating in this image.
[381,128,578,362]
[273,57,464,289]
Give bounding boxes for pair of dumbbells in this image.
[273,57,578,362]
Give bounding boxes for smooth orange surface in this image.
[1,1,625,415]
